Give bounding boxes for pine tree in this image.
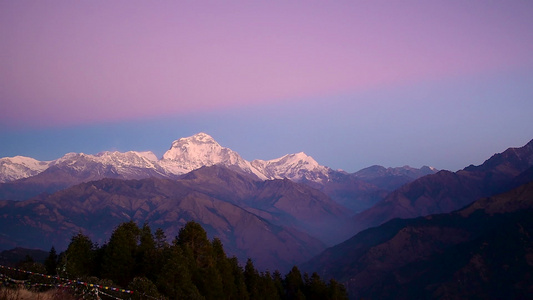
[176,221,213,268]
[65,232,95,277]
[285,266,305,300]
[259,271,282,300]
[175,221,223,299]
[273,270,285,299]
[137,223,157,280]
[328,278,349,300]
[229,256,250,300]
[157,245,203,299]
[44,246,58,275]
[101,221,141,286]
[244,258,260,298]
[304,272,328,300]
[212,238,238,299]
[154,227,169,250]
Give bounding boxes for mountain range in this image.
[0,133,435,271]
[352,138,533,233]
[0,133,334,185]
[0,166,347,271]
[303,178,533,299]
[0,133,436,214]
[1,132,532,295]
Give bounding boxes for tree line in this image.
[20,221,348,299]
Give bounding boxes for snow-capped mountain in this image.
[49,150,167,178]
[251,152,330,182]
[160,132,268,179]
[0,132,437,195]
[2,133,332,184]
[0,156,50,183]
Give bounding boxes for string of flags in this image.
[0,264,134,294]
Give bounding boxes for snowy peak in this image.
[0,156,50,183]
[161,133,266,178]
[49,150,166,178]
[251,152,330,182]
[162,132,223,162]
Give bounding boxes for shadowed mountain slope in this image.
[353,139,533,232]
[303,180,533,299]
[0,166,354,271]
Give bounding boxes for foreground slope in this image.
[303,180,533,299]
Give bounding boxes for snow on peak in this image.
[166,132,218,151]
[162,132,226,163]
[161,133,267,179]
[0,133,336,183]
[47,150,165,177]
[94,151,160,168]
[0,156,50,183]
[251,152,330,182]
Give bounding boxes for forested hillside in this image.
[1,221,348,300]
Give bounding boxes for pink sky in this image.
[2,1,532,128]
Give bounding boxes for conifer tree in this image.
[305,272,328,300]
[328,278,349,300]
[273,270,285,299]
[44,246,58,275]
[137,223,157,280]
[285,266,305,300]
[65,232,95,277]
[176,221,222,299]
[176,221,213,268]
[154,227,169,250]
[229,256,250,300]
[259,271,282,300]
[157,245,203,299]
[244,258,260,298]
[101,221,141,286]
[212,238,238,299]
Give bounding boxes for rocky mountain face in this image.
[0,165,353,272]
[302,180,533,299]
[352,139,533,232]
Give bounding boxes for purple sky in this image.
[1,1,533,172]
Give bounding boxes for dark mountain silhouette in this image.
[303,180,533,299]
[353,139,533,232]
[0,247,48,266]
[352,164,437,191]
[0,166,353,271]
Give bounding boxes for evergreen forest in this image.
[2,221,348,300]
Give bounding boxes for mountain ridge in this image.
[352,138,533,233]
[303,179,533,298]
[0,165,356,271]
[0,133,437,213]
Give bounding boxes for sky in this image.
[1,1,532,172]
